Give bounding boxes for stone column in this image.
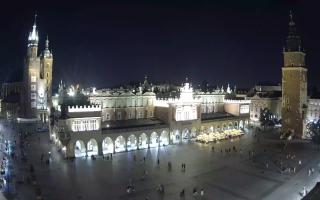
[98,141,103,156]
[66,144,75,158]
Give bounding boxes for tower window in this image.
[31,76,36,82]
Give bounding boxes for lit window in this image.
[31,84,36,91]
[31,76,36,82]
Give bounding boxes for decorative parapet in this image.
[68,105,101,113]
[223,99,251,104]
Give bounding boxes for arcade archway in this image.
[87,139,98,156]
[102,137,113,154]
[127,134,137,151]
[74,140,86,157]
[115,136,126,152]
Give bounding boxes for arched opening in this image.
[149,132,159,148]
[234,121,238,129]
[182,129,190,142]
[171,130,180,144]
[74,140,86,157]
[223,124,227,130]
[228,122,233,130]
[139,133,148,149]
[190,127,197,138]
[115,136,126,152]
[201,126,205,134]
[239,120,244,129]
[160,131,169,146]
[245,120,249,128]
[127,134,137,151]
[87,139,98,156]
[102,137,113,154]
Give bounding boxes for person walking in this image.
[157,158,160,165]
[200,188,204,197]
[180,189,185,198]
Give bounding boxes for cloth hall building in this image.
[50,81,250,158]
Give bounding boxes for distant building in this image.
[249,84,282,124]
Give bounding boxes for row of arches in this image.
[73,128,198,157]
[74,131,170,157]
[201,120,249,134]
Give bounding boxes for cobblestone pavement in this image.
[5,124,320,200]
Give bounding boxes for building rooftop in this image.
[201,112,237,121]
[102,118,167,132]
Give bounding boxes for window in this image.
[46,73,49,78]
[31,76,36,82]
[149,111,153,117]
[31,93,36,100]
[31,101,36,108]
[117,112,121,120]
[31,84,36,91]
[129,113,132,119]
[106,114,110,120]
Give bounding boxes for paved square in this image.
[3,126,320,200]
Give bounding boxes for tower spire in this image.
[45,35,49,49]
[285,10,302,52]
[28,14,39,47]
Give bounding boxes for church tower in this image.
[24,16,41,118]
[41,36,53,107]
[281,11,307,138]
[23,15,53,122]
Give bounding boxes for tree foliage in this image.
[307,120,320,149]
[259,108,274,127]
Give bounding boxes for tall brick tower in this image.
[281,11,307,138]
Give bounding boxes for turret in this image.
[27,15,39,58]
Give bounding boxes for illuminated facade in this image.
[22,17,53,122]
[281,12,307,138]
[50,79,250,158]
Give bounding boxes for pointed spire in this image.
[28,14,39,46]
[289,10,294,26]
[285,10,302,52]
[43,35,52,58]
[45,35,49,49]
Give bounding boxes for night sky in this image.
[0,0,319,90]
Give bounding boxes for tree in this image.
[307,120,320,150]
[259,108,274,129]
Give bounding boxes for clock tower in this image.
[281,11,307,138]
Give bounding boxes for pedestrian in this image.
[180,189,185,197]
[40,154,44,163]
[157,158,160,165]
[143,157,146,162]
[110,153,113,160]
[211,146,214,152]
[200,188,204,196]
[303,186,307,196]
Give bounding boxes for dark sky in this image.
[0,0,319,90]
